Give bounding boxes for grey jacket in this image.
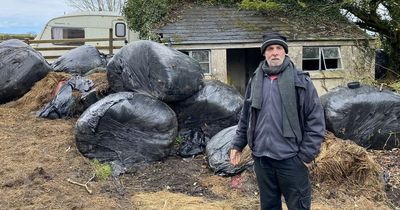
[231,70,325,163]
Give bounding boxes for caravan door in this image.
[112,20,128,48]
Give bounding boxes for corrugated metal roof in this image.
[154,5,369,45]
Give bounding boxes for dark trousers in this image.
[253,155,311,210]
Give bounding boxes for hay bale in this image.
[75,92,178,167]
[86,72,109,95]
[312,132,386,200]
[321,85,400,149]
[313,132,382,184]
[173,80,243,138]
[107,40,204,102]
[6,72,109,114]
[206,126,253,176]
[0,39,52,103]
[51,45,107,74]
[5,72,71,111]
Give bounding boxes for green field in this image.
[0,33,36,40]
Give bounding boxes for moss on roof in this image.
[154,3,370,44]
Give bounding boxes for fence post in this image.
[109,28,113,55]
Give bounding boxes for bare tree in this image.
[66,0,126,13]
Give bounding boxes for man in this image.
[230,32,325,210]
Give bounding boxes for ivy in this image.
[123,0,241,40]
[122,0,362,40]
[240,0,281,11]
[123,0,178,39]
[202,0,241,5]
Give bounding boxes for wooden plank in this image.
[43,55,62,59]
[33,46,123,51]
[26,37,126,44]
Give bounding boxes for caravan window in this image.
[115,23,126,37]
[302,47,342,70]
[51,27,85,45]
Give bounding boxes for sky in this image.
[0,0,76,34]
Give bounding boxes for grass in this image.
[389,81,400,93]
[0,33,36,41]
[92,159,112,181]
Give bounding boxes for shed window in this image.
[302,47,342,70]
[51,27,85,45]
[115,22,126,37]
[180,50,211,74]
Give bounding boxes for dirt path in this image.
[0,106,398,209]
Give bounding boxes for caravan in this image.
[33,11,139,60]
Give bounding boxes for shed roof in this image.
[154,5,370,45]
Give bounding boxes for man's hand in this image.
[303,161,317,170]
[229,149,242,166]
[303,162,312,170]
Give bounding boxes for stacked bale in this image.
[75,92,178,167]
[52,45,107,75]
[107,40,204,102]
[0,39,51,104]
[321,85,400,149]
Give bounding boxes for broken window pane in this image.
[180,50,211,74]
[303,47,319,59]
[192,51,208,62]
[322,47,340,59]
[302,46,342,70]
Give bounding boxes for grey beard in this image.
[268,65,282,74]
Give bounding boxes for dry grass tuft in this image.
[86,72,109,95]
[312,132,386,201]
[200,171,259,210]
[5,71,109,113]
[131,191,234,210]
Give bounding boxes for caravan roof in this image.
[48,11,123,20]
[35,11,128,41]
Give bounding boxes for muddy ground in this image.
[0,105,399,210]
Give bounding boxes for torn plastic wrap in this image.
[321,85,400,149]
[37,75,94,119]
[173,80,244,138]
[75,92,178,168]
[177,128,209,158]
[0,39,51,104]
[206,126,253,176]
[107,40,204,102]
[51,45,107,75]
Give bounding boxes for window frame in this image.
[115,22,126,37]
[302,46,342,71]
[51,27,85,46]
[180,49,211,74]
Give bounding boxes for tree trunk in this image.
[386,31,400,79]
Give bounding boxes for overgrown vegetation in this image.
[123,0,243,39]
[240,0,281,11]
[389,81,400,93]
[337,0,400,79]
[92,159,112,181]
[123,0,399,80]
[122,0,350,40]
[123,0,180,39]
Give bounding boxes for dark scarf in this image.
[250,56,302,141]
